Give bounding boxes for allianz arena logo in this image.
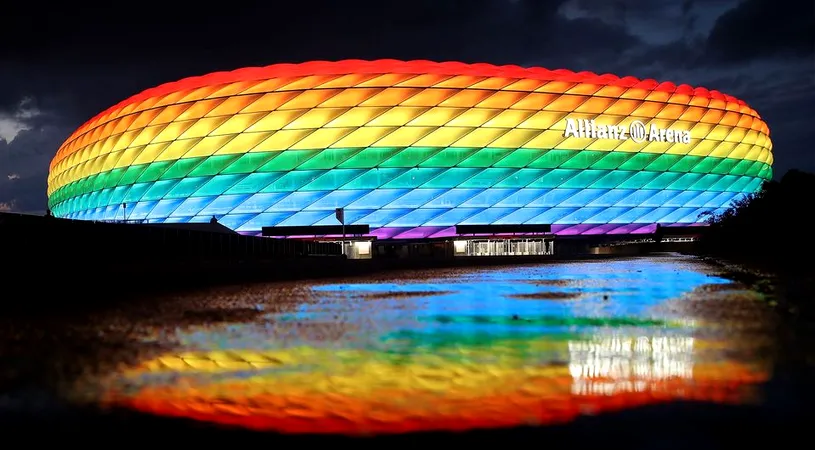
[563,118,691,144]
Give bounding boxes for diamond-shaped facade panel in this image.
[47,60,773,238]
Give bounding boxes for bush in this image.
[699,169,815,264]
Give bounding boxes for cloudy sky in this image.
[1,0,812,213]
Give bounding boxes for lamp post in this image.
[335,207,345,254]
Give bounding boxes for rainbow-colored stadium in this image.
[47,60,773,239]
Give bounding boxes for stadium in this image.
[46,60,772,256]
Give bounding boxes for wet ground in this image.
[1,254,812,445]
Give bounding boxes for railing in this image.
[602,236,698,246]
[92,219,148,224]
[660,237,698,243]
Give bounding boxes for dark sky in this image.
[1,0,812,213]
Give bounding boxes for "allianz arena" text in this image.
[563,118,692,144]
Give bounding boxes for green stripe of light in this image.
[48,147,772,210]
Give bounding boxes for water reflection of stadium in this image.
[569,335,695,396]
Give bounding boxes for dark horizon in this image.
[1,0,813,214]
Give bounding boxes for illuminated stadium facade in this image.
[47,60,773,240]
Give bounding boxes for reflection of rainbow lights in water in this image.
[104,330,766,434]
[100,259,771,435]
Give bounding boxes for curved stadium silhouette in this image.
[46,59,773,239]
